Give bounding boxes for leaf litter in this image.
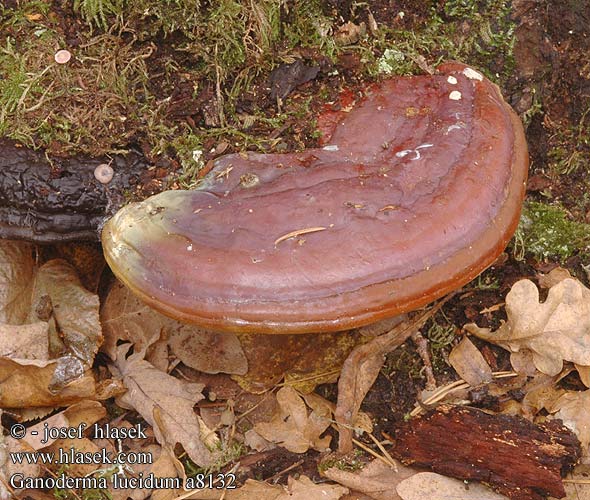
[2,246,590,498]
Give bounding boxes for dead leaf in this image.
[396,472,507,499]
[335,21,367,45]
[0,322,49,359]
[336,312,432,452]
[187,475,348,500]
[169,325,247,375]
[254,386,332,453]
[562,464,590,500]
[285,475,348,499]
[0,245,101,405]
[538,267,572,288]
[111,343,213,466]
[576,364,590,388]
[24,400,105,450]
[102,281,247,375]
[466,278,590,376]
[0,435,41,497]
[521,373,566,419]
[549,390,590,454]
[30,259,101,366]
[448,337,492,386]
[0,357,96,407]
[186,478,284,499]
[235,329,359,394]
[324,458,415,500]
[0,240,34,324]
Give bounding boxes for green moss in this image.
[318,450,364,473]
[513,201,590,261]
[547,109,590,175]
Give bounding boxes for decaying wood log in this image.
[392,405,581,500]
[0,139,151,242]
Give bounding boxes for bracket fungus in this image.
[102,62,528,334]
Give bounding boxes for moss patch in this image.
[514,201,590,261]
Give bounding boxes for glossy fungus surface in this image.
[102,62,529,334]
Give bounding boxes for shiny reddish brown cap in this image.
[102,62,528,334]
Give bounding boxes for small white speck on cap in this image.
[447,75,458,85]
[462,67,483,81]
[322,145,339,151]
[449,90,462,101]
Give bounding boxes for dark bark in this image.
[0,139,150,242]
[392,404,581,500]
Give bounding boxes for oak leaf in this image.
[111,344,214,466]
[254,386,332,453]
[465,278,590,376]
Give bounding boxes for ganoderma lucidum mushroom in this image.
[101,62,528,334]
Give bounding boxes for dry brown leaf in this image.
[336,314,427,452]
[188,475,348,500]
[0,245,101,405]
[549,390,590,454]
[30,259,101,366]
[448,337,492,386]
[235,329,360,394]
[324,458,415,500]
[562,464,590,499]
[254,386,332,453]
[101,280,163,357]
[520,373,566,418]
[396,472,507,499]
[150,447,186,500]
[0,322,49,359]
[465,278,590,376]
[169,325,247,375]
[509,350,538,376]
[111,343,214,466]
[24,400,105,450]
[285,475,348,499]
[0,240,34,324]
[186,478,284,499]
[576,364,590,388]
[538,267,572,289]
[0,435,41,498]
[101,281,247,375]
[0,357,96,407]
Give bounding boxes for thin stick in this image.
[366,432,398,471]
[274,227,326,246]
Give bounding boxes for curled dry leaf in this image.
[448,337,492,387]
[336,314,428,453]
[0,357,96,407]
[324,458,415,500]
[396,472,507,500]
[101,281,247,375]
[576,363,590,388]
[111,343,213,466]
[465,278,590,376]
[0,241,101,406]
[253,386,332,453]
[30,259,101,366]
[549,390,590,454]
